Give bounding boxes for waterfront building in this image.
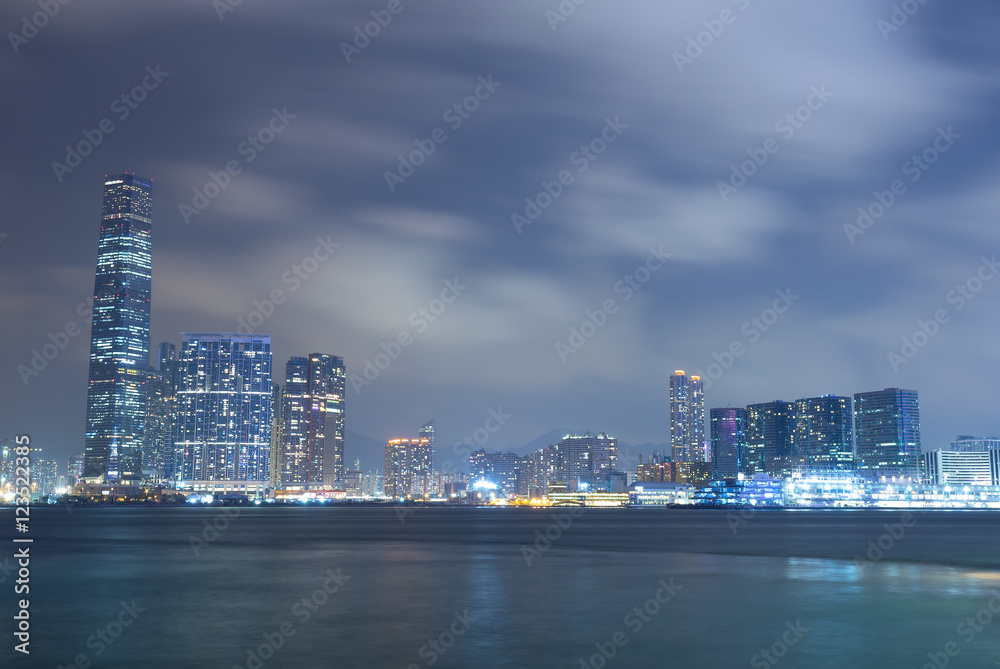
[83,174,153,483]
[854,388,921,478]
[745,401,795,477]
[710,407,746,479]
[176,333,273,484]
[924,450,999,486]
[384,438,433,498]
[280,354,346,485]
[628,482,693,506]
[792,395,854,472]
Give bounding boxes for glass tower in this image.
[670,371,705,462]
[710,407,747,479]
[746,400,795,477]
[280,354,346,485]
[176,333,273,482]
[792,395,854,471]
[854,388,921,478]
[83,173,153,484]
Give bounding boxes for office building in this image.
[746,401,795,477]
[710,407,747,479]
[83,173,153,483]
[280,354,346,485]
[854,388,920,478]
[792,395,854,471]
[384,438,433,498]
[176,333,273,483]
[670,371,705,462]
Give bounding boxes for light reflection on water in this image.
[3,506,1000,668]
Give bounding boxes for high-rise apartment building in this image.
[469,449,521,494]
[554,434,595,490]
[670,371,704,462]
[792,395,854,471]
[83,173,153,483]
[854,388,920,478]
[384,438,433,498]
[280,354,346,485]
[176,333,273,483]
[710,408,746,479]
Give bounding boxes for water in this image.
[3,506,1000,668]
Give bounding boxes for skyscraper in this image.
[792,395,854,471]
[746,400,795,476]
[280,354,346,485]
[854,388,921,478]
[710,408,747,479]
[83,173,153,484]
[670,371,704,462]
[176,333,273,483]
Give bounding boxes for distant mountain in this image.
[343,428,385,473]
[510,428,574,455]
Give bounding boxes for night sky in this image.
[2,0,999,471]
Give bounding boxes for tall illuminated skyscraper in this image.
[670,371,704,462]
[280,354,346,485]
[83,173,153,484]
[854,388,921,478]
[176,333,273,482]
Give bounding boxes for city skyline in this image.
[5,4,1000,667]
[3,2,1000,477]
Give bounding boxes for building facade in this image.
[143,342,179,480]
[710,407,747,479]
[670,371,705,462]
[176,333,273,483]
[854,388,921,478]
[792,395,854,472]
[83,173,153,483]
[745,401,795,477]
[384,438,433,498]
[280,354,346,485]
[924,450,998,486]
